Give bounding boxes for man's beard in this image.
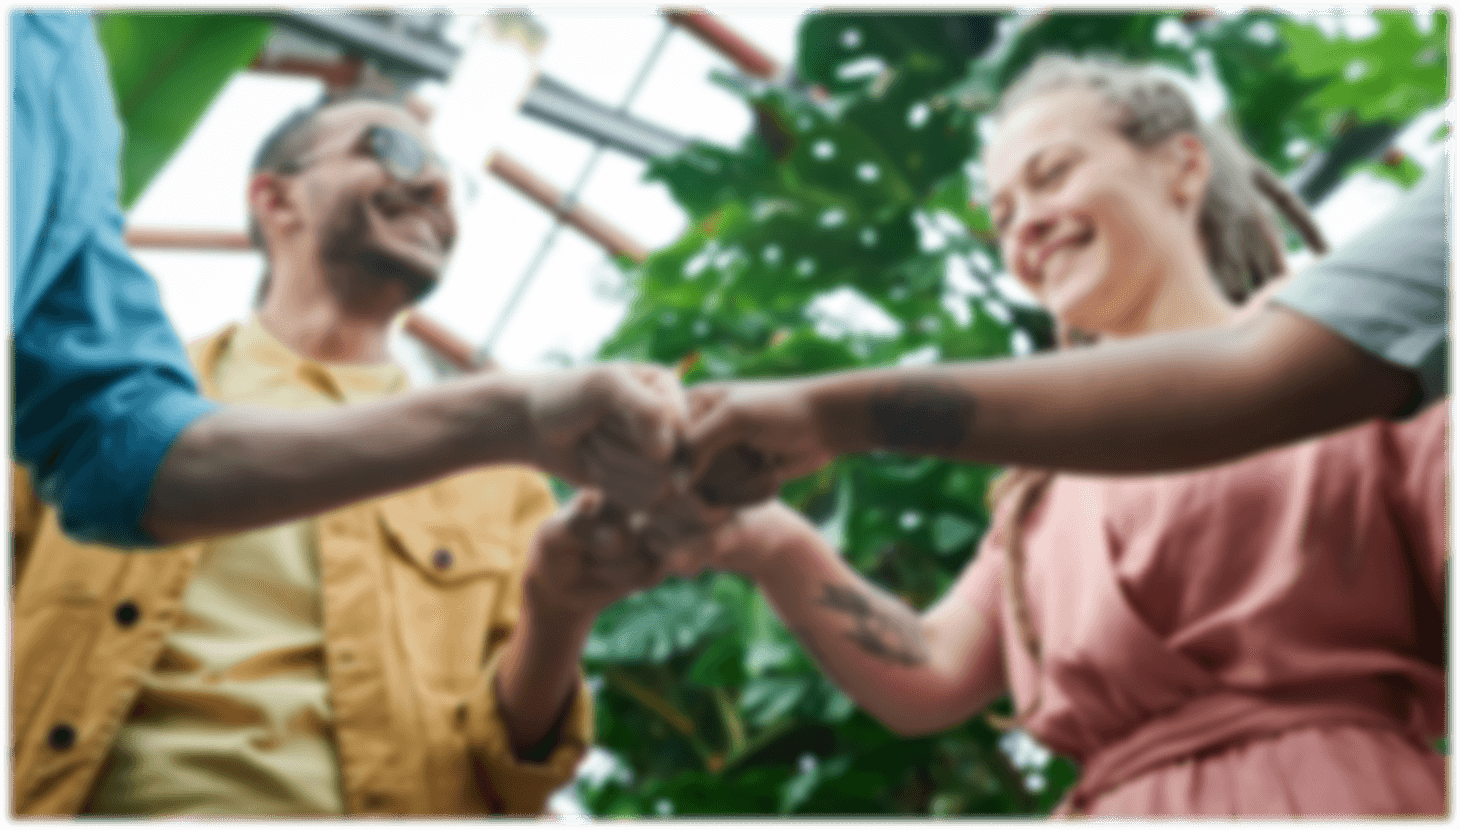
[319,196,441,313]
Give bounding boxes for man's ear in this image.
[1163,131,1211,215]
[247,171,303,247]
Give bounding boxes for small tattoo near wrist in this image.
[866,381,974,452]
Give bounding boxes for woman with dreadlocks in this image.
[676,55,1446,816]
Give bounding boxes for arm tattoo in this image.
[866,380,975,452]
[816,583,929,667]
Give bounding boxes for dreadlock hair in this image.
[247,88,404,308]
[982,54,1328,732]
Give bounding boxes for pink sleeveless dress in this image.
[955,401,1447,816]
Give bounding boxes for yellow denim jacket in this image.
[10,323,592,817]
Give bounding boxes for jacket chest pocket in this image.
[379,505,513,582]
[374,491,518,687]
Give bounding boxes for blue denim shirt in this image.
[11,11,218,547]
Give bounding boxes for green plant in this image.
[98,13,274,207]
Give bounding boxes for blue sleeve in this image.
[1274,155,1450,412]
[11,12,218,547]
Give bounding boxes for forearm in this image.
[141,373,535,544]
[746,523,995,735]
[493,583,596,760]
[811,308,1415,473]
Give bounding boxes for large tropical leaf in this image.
[96,12,273,207]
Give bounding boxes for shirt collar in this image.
[234,315,409,404]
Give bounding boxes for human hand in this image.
[683,379,833,508]
[524,489,678,620]
[524,362,688,509]
[663,499,818,581]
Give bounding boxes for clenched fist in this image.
[683,378,833,508]
[523,490,676,619]
[523,362,689,508]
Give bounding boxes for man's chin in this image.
[341,247,443,308]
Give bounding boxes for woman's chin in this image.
[1044,280,1098,328]
[1048,261,1138,335]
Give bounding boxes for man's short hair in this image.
[249,88,404,307]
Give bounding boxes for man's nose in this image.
[404,166,450,209]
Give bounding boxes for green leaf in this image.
[1355,156,1426,189]
[97,13,274,207]
[1278,11,1447,124]
[740,676,812,727]
[688,635,747,687]
[820,687,857,722]
[585,580,726,663]
[931,512,981,555]
[744,639,798,677]
[777,754,853,813]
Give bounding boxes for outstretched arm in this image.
[142,363,685,545]
[815,304,1416,468]
[687,305,1418,506]
[697,502,1006,737]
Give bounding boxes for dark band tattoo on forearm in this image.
[816,583,929,667]
[866,380,975,452]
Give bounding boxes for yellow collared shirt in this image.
[11,318,591,817]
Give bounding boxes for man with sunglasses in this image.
[13,11,683,550]
[12,46,685,814]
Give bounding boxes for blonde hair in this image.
[985,54,1328,731]
[997,54,1327,301]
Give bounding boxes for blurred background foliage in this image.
[582,9,1447,817]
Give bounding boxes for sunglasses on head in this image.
[358,124,450,182]
[295,123,448,182]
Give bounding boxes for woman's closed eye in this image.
[1031,156,1074,189]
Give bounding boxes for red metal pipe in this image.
[402,311,495,372]
[126,228,253,250]
[249,55,365,92]
[663,8,780,80]
[487,151,651,263]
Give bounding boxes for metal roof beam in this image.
[267,11,459,79]
[264,11,691,161]
[520,74,691,161]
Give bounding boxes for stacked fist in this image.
[519,364,829,600]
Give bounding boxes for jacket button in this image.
[47,723,76,751]
[432,548,453,570]
[362,792,389,810]
[114,600,141,627]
